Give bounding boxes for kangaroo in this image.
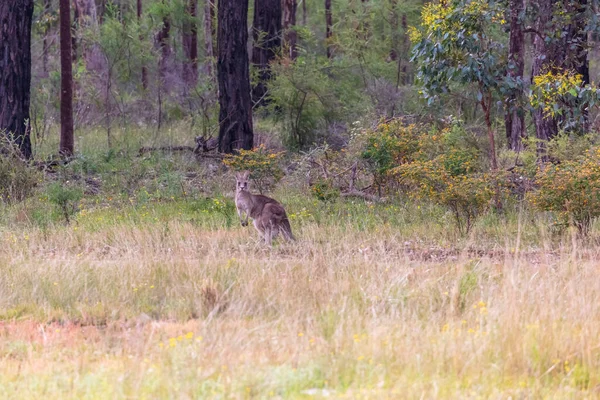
[235,171,295,244]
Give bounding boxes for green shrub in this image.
[310,178,340,202]
[0,157,40,204]
[46,183,83,224]
[528,148,600,235]
[393,146,497,234]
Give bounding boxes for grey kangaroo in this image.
[235,171,295,244]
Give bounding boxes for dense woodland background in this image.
[2,0,600,233]
[4,2,600,397]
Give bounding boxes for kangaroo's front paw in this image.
[241,220,248,227]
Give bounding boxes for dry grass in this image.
[0,214,599,398]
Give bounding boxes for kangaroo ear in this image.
[235,171,242,181]
[243,170,250,180]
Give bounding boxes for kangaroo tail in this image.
[280,217,295,241]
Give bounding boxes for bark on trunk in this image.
[60,0,74,156]
[564,0,589,131]
[0,0,34,159]
[531,0,558,160]
[137,0,148,90]
[325,0,332,58]
[505,0,525,151]
[302,0,307,25]
[73,0,98,28]
[182,0,199,86]
[480,92,498,171]
[157,15,171,80]
[251,0,282,106]
[203,0,215,76]
[42,0,51,77]
[389,0,398,61]
[283,0,297,59]
[217,0,254,153]
[400,13,409,84]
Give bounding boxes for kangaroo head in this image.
[235,170,251,193]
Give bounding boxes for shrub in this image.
[0,157,40,204]
[393,150,496,234]
[223,145,284,194]
[268,56,363,150]
[355,119,428,193]
[310,178,340,202]
[46,183,83,224]
[528,148,600,235]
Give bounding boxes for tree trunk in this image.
[251,0,282,106]
[0,0,34,159]
[400,13,409,84]
[564,0,589,131]
[157,15,171,80]
[389,0,398,61]
[71,3,79,62]
[137,0,148,90]
[182,0,199,86]
[302,0,307,25]
[73,0,98,27]
[60,0,74,156]
[531,0,558,160]
[480,91,498,171]
[325,0,332,58]
[505,0,525,151]
[203,0,215,76]
[283,0,297,59]
[42,0,51,78]
[217,0,254,153]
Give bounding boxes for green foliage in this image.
[223,146,284,194]
[46,183,83,224]
[209,197,236,228]
[310,178,340,202]
[528,147,600,235]
[394,159,497,234]
[268,56,363,150]
[359,121,421,175]
[411,0,508,105]
[530,68,600,132]
[0,157,40,204]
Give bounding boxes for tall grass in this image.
[0,128,598,398]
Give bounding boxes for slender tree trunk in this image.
[531,0,558,161]
[302,0,307,25]
[251,0,282,106]
[156,13,171,130]
[217,0,254,153]
[0,0,34,159]
[389,0,398,61]
[137,0,148,90]
[74,0,98,27]
[566,0,589,131]
[71,3,79,62]
[203,0,215,76]
[182,0,199,86]
[157,15,171,80]
[480,92,498,171]
[42,0,51,78]
[283,0,297,59]
[60,0,74,156]
[505,0,525,151]
[325,0,332,58]
[400,13,409,84]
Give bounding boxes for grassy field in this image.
[1,128,600,398]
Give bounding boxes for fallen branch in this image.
[138,145,196,156]
[341,189,385,203]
